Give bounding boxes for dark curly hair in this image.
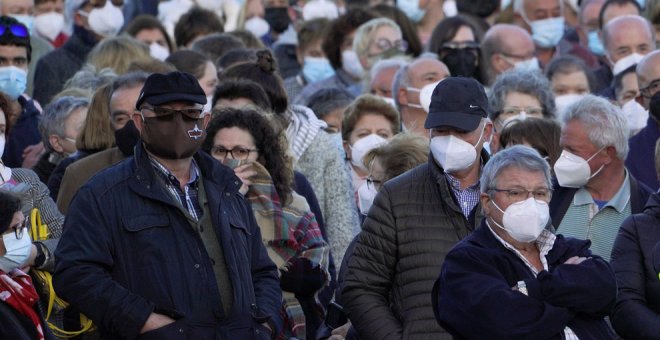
[202,107,293,204]
[220,49,288,114]
[322,8,376,70]
[0,191,22,234]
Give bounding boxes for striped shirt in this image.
[487,223,579,340]
[445,173,481,218]
[557,171,632,262]
[150,158,203,221]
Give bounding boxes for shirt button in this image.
[178,328,184,333]
[194,264,200,269]
[225,192,230,197]
[234,181,239,186]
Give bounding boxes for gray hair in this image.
[370,58,408,86]
[562,94,630,159]
[353,17,402,60]
[480,144,552,193]
[39,96,90,153]
[513,0,563,18]
[489,68,556,121]
[64,66,118,94]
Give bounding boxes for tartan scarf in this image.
[245,162,330,339]
[0,269,44,340]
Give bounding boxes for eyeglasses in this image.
[140,106,204,121]
[7,218,27,239]
[439,41,480,56]
[366,177,383,191]
[640,79,660,99]
[211,146,258,160]
[371,38,408,53]
[490,187,553,202]
[0,24,28,39]
[500,106,544,117]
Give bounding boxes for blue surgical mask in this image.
[587,30,605,56]
[10,15,33,33]
[396,0,425,23]
[528,17,565,48]
[303,57,335,83]
[0,66,27,100]
[637,0,646,9]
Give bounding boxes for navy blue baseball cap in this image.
[135,71,207,109]
[424,77,490,131]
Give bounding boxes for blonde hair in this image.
[352,17,401,59]
[86,36,152,75]
[75,83,116,151]
[363,133,429,182]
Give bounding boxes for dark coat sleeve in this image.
[435,246,572,339]
[341,185,403,340]
[610,214,660,339]
[53,185,154,340]
[242,194,284,334]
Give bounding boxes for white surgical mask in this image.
[350,134,387,171]
[490,197,550,243]
[149,42,170,61]
[622,98,649,133]
[554,94,585,121]
[86,1,124,37]
[244,16,270,38]
[396,0,426,23]
[430,126,485,173]
[527,17,565,48]
[0,134,4,160]
[553,148,605,188]
[611,53,645,76]
[34,12,65,42]
[357,181,378,215]
[406,80,440,112]
[342,50,365,79]
[203,95,213,115]
[0,229,32,273]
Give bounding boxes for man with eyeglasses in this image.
[434,145,617,339]
[626,50,660,191]
[549,95,652,261]
[33,0,124,106]
[343,77,492,339]
[54,71,283,339]
[480,24,536,86]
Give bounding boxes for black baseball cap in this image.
[135,71,207,109]
[424,77,490,131]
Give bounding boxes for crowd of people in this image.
[0,0,658,339]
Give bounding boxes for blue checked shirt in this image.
[150,158,203,221]
[445,173,481,218]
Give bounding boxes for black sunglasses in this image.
[0,24,28,38]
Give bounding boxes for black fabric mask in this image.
[264,7,290,34]
[650,92,660,123]
[441,49,478,78]
[114,120,140,156]
[140,113,206,160]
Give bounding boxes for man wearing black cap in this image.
[342,77,493,339]
[53,71,283,339]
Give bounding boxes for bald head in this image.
[636,50,660,109]
[603,15,655,62]
[482,24,535,81]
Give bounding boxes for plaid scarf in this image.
[245,162,330,339]
[0,269,44,340]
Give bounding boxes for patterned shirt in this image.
[445,173,481,218]
[150,157,203,221]
[487,223,579,340]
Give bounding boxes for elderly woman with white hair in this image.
[434,145,617,339]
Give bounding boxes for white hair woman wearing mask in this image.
[434,145,618,339]
[341,94,400,208]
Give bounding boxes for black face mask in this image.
[650,92,660,123]
[264,7,290,34]
[141,113,206,160]
[114,120,140,156]
[441,49,478,78]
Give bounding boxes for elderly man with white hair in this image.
[549,95,652,261]
[435,145,617,339]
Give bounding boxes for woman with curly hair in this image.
[203,107,330,340]
[221,48,360,267]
